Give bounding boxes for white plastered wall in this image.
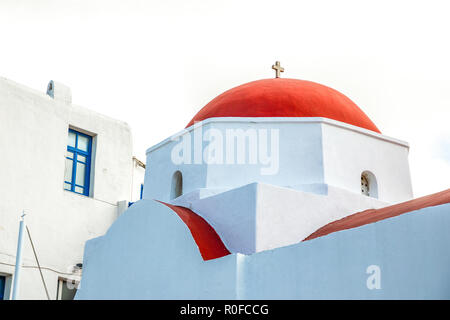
[145,117,412,204]
[321,121,413,203]
[0,77,134,299]
[172,182,388,254]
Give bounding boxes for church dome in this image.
[186,78,380,133]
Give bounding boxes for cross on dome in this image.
[272,61,284,78]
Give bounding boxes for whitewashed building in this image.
[76,72,450,299]
[0,77,144,300]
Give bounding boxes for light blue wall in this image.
[76,200,238,299]
[239,203,450,299]
[77,199,450,299]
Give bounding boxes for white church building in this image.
[0,77,144,300]
[74,65,450,299]
[1,62,449,300]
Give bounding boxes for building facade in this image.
[0,77,144,299]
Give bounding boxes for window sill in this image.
[63,188,91,199]
[63,189,118,206]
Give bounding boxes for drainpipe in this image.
[11,212,26,300]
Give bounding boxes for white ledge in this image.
[146,117,409,155]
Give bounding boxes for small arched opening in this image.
[361,171,378,198]
[171,171,183,199]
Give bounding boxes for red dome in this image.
[186,78,380,133]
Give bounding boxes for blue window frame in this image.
[64,129,92,196]
[0,275,5,300]
[140,183,144,200]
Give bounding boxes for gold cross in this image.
[272,61,284,78]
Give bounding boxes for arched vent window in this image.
[171,171,183,199]
[361,171,378,198]
[361,175,370,196]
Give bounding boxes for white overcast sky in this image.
[0,0,449,197]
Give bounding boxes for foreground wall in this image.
[77,195,450,299]
[240,203,450,299]
[76,200,238,299]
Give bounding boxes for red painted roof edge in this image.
[157,201,231,261]
[304,189,450,241]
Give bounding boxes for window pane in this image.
[77,154,86,163]
[68,131,76,148]
[65,129,92,196]
[64,158,73,182]
[77,135,89,152]
[74,186,84,194]
[75,162,86,186]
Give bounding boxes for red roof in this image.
[159,201,231,261]
[304,189,450,241]
[187,78,380,133]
